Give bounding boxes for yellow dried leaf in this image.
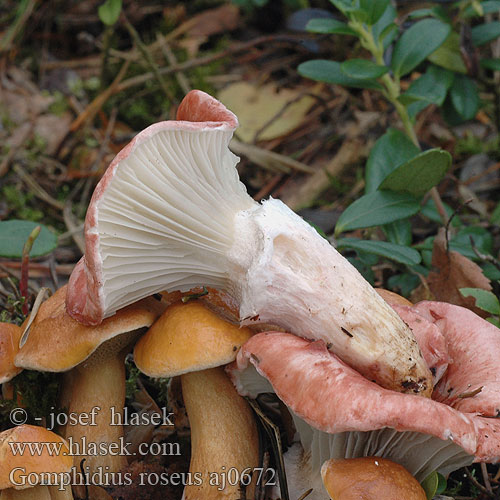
[218,82,317,142]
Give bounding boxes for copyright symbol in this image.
[10,408,28,426]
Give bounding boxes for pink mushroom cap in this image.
[228,331,500,463]
[412,301,500,417]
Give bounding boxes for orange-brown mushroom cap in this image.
[321,457,426,500]
[0,425,73,490]
[134,301,253,378]
[0,323,22,383]
[15,285,165,372]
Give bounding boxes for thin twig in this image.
[20,225,41,315]
[297,490,313,500]
[63,179,87,254]
[0,124,33,178]
[430,186,449,227]
[79,108,118,211]
[13,163,65,210]
[464,466,495,498]
[231,139,314,176]
[482,462,493,494]
[470,237,500,272]
[70,59,130,132]
[0,0,37,52]
[253,92,324,144]
[116,35,310,93]
[444,199,473,252]
[0,261,73,277]
[47,254,59,290]
[0,265,38,295]
[157,34,191,95]
[122,14,175,102]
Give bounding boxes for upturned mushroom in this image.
[14,285,164,477]
[65,89,431,396]
[410,301,500,416]
[228,321,500,499]
[0,424,73,500]
[134,300,259,499]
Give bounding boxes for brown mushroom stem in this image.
[0,485,73,500]
[181,367,259,500]
[59,348,128,476]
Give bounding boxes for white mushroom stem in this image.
[59,348,129,476]
[181,367,259,500]
[0,485,73,500]
[229,199,431,394]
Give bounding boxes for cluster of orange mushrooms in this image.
[1,91,500,500]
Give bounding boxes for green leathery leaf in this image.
[471,21,500,46]
[463,1,500,17]
[305,18,357,35]
[336,238,421,265]
[341,59,388,79]
[460,288,500,315]
[98,0,122,26]
[358,0,390,25]
[403,65,455,117]
[365,128,420,193]
[449,75,479,121]
[298,60,383,90]
[335,191,420,235]
[383,218,412,246]
[379,149,452,197]
[428,32,467,74]
[391,19,451,77]
[481,58,500,71]
[0,220,57,258]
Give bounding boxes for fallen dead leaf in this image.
[34,113,72,155]
[176,4,240,57]
[218,82,318,143]
[428,228,492,316]
[409,283,434,304]
[0,68,72,156]
[185,4,239,38]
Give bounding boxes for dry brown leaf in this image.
[176,4,240,57]
[185,4,239,38]
[34,113,72,155]
[218,82,317,143]
[0,68,72,156]
[428,228,492,316]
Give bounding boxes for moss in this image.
[45,90,69,116]
[0,293,25,325]
[2,185,44,221]
[0,370,61,431]
[125,357,141,402]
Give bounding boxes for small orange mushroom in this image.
[134,301,259,499]
[321,457,426,500]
